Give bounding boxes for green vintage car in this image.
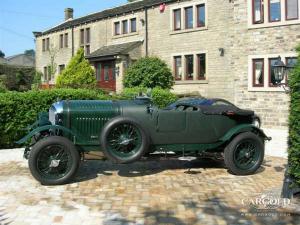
[17,97,270,185]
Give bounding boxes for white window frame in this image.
[170,0,208,34]
[248,0,300,29]
[248,53,297,92]
[171,51,208,84]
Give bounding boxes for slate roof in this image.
[86,41,142,59]
[6,54,35,67]
[37,0,177,36]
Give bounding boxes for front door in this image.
[95,61,116,91]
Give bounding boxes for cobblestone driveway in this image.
[0,149,299,225]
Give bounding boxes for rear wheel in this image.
[224,132,264,175]
[101,117,149,163]
[28,136,80,185]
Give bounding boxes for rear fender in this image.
[16,125,78,145]
[219,124,271,142]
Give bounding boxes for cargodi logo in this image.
[242,193,291,210]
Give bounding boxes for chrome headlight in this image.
[49,101,64,125]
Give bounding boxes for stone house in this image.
[34,0,300,135]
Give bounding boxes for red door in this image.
[95,61,116,91]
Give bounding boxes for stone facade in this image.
[35,0,300,130]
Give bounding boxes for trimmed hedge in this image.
[289,45,300,185]
[0,88,177,149]
[0,89,109,148]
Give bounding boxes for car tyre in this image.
[224,132,264,175]
[28,136,80,185]
[101,117,149,164]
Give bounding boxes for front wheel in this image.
[28,136,80,185]
[224,132,264,175]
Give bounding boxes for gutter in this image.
[145,7,149,57]
[71,27,74,56]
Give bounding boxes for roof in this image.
[0,58,8,64]
[6,54,35,67]
[38,0,176,36]
[86,41,143,59]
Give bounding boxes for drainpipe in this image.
[145,7,149,57]
[71,26,74,56]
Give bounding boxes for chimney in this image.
[64,8,73,21]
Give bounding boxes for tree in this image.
[24,49,35,57]
[124,57,174,89]
[56,48,96,89]
[48,45,58,81]
[0,50,5,58]
[288,44,300,185]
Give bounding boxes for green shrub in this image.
[121,87,178,108]
[124,57,174,89]
[56,48,96,89]
[289,45,300,185]
[0,81,7,93]
[0,89,109,149]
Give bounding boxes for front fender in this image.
[219,124,271,142]
[16,125,77,145]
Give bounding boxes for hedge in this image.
[289,45,300,185]
[0,88,177,149]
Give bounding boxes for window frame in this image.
[252,0,264,24]
[197,53,206,80]
[86,28,90,44]
[114,22,120,36]
[59,34,64,49]
[42,39,46,52]
[46,38,50,51]
[173,9,182,30]
[185,7,194,29]
[130,18,137,33]
[268,57,280,87]
[64,33,68,48]
[174,56,183,81]
[252,58,264,87]
[80,29,85,45]
[268,0,282,22]
[286,0,299,20]
[196,4,206,27]
[122,20,128,34]
[185,55,194,80]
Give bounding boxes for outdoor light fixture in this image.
[115,66,120,77]
[140,18,145,26]
[272,56,295,93]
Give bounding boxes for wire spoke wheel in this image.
[36,144,72,180]
[107,123,142,158]
[233,140,260,170]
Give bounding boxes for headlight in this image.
[252,116,261,128]
[49,101,64,125]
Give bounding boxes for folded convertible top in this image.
[199,105,254,116]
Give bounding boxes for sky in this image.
[0,0,128,57]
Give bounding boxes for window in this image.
[174,9,181,30]
[59,64,65,74]
[253,59,264,87]
[59,34,64,48]
[85,45,90,55]
[114,22,120,35]
[269,58,279,86]
[104,65,109,81]
[197,54,206,80]
[122,20,128,34]
[286,57,297,66]
[197,4,206,27]
[64,33,68,48]
[286,0,299,20]
[80,29,84,45]
[185,55,194,80]
[86,28,90,44]
[96,64,102,81]
[253,0,264,23]
[130,18,137,32]
[269,0,281,22]
[43,66,48,81]
[185,7,193,29]
[42,39,45,52]
[46,38,50,51]
[174,56,182,80]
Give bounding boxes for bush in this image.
[124,57,174,89]
[0,81,7,93]
[289,45,300,185]
[121,87,178,108]
[0,89,109,149]
[56,48,96,89]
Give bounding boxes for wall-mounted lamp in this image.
[140,18,145,26]
[114,66,120,77]
[219,48,225,57]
